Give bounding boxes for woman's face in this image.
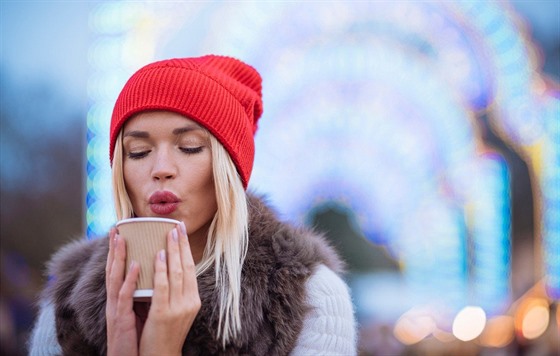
[122,111,217,240]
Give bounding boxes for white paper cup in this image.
[116,217,180,300]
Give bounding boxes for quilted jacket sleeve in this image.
[291,264,357,355]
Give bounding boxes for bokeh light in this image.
[514,297,551,340]
[393,308,436,345]
[452,306,487,341]
[479,315,515,347]
[467,151,511,315]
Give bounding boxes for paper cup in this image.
[116,217,180,300]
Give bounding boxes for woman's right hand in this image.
[105,227,141,356]
[139,222,201,356]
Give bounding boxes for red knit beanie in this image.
[110,55,263,188]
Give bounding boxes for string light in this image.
[467,152,511,315]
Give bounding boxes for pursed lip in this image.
[148,191,181,215]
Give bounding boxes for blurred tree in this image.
[310,206,400,273]
[0,68,84,278]
[1,68,85,355]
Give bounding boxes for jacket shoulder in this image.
[43,237,108,301]
[40,236,109,354]
[232,194,348,353]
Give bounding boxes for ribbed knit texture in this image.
[28,301,62,356]
[110,55,263,188]
[291,264,358,355]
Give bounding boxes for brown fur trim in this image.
[42,193,344,355]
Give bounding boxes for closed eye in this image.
[127,151,150,159]
[180,147,203,154]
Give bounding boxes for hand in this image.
[139,222,201,356]
[106,227,141,356]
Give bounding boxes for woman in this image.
[29,55,356,355]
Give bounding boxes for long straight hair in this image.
[112,129,249,346]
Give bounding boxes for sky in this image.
[1,1,93,107]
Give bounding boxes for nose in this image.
[151,149,177,181]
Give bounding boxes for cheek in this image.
[185,155,214,188]
[123,163,145,205]
[187,160,216,211]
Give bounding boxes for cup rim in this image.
[134,289,154,298]
[116,217,181,226]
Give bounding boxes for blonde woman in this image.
[29,55,356,355]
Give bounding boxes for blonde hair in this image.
[112,130,249,346]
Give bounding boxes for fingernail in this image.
[172,229,178,242]
[129,261,136,270]
[114,234,119,245]
[159,249,166,261]
[180,222,187,236]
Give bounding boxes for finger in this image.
[151,249,169,307]
[178,222,198,296]
[105,228,117,317]
[107,234,127,302]
[116,260,139,315]
[105,227,117,277]
[167,228,183,302]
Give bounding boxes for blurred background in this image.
[1,1,558,355]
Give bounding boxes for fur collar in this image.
[43,193,344,355]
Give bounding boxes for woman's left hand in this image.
[106,228,141,356]
[139,222,201,355]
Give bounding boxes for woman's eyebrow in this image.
[172,126,203,135]
[123,130,149,138]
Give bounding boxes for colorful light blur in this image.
[542,93,560,299]
[467,152,511,315]
[452,306,487,341]
[393,308,436,345]
[453,0,560,302]
[85,0,559,340]
[479,315,515,347]
[514,297,551,340]
[86,1,191,237]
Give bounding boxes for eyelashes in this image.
[127,151,149,160]
[179,147,203,155]
[126,146,204,160]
